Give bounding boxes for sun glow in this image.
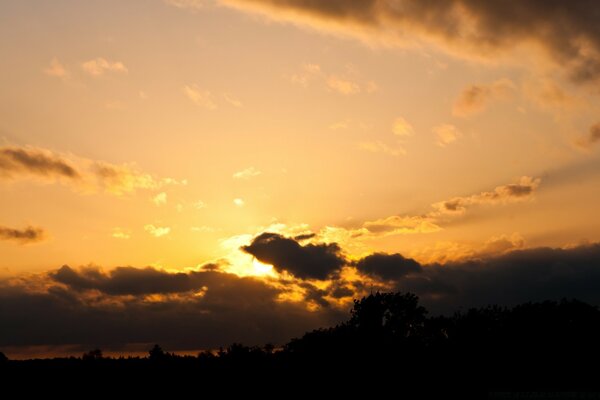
[252,259,276,277]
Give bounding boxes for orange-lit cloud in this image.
[453,79,515,117]
[81,57,128,77]
[43,58,69,79]
[433,124,462,147]
[232,167,261,180]
[0,145,184,196]
[183,85,217,110]
[144,224,171,238]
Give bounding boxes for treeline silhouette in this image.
[2,292,600,394]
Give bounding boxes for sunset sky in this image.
[2,0,600,357]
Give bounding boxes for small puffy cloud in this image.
[183,85,217,110]
[43,58,69,79]
[111,228,131,240]
[327,76,361,95]
[453,79,515,117]
[242,232,346,280]
[233,167,261,179]
[152,192,167,206]
[194,200,207,209]
[433,124,462,147]
[392,117,414,137]
[233,198,245,207]
[144,224,171,237]
[0,225,46,245]
[81,57,128,77]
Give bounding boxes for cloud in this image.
[433,124,462,147]
[358,141,405,157]
[369,243,600,315]
[111,228,131,240]
[144,224,171,238]
[0,145,183,196]
[81,58,128,77]
[152,192,167,206]
[314,176,540,246]
[327,76,361,95]
[0,265,343,351]
[392,117,414,137]
[452,79,515,117]
[194,200,207,209]
[363,216,441,235]
[43,58,69,79]
[183,85,217,110]
[356,253,422,281]
[233,167,261,179]
[93,162,180,196]
[288,63,375,95]
[431,176,540,215]
[221,0,600,87]
[0,225,45,245]
[233,198,245,207]
[577,122,600,148]
[0,146,81,181]
[242,232,346,280]
[164,0,206,10]
[223,93,243,107]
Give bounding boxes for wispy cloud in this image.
[453,79,515,117]
[183,85,217,110]
[81,57,128,77]
[233,167,261,180]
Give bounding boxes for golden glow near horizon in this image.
[1,0,600,284]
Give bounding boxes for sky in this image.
[2,0,600,358]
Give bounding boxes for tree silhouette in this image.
[82,348,103,361]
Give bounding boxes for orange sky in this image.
[2,0,600,356]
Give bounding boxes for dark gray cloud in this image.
[378,243,600,314]
[356,253,422,281]
[0,146,80,180]
[225,0,600,85]
[0,266,345,352]
[0,225,45,244]
[241,232,345,280]
[51,265,206,295]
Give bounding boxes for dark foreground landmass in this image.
[2,292,600,396]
